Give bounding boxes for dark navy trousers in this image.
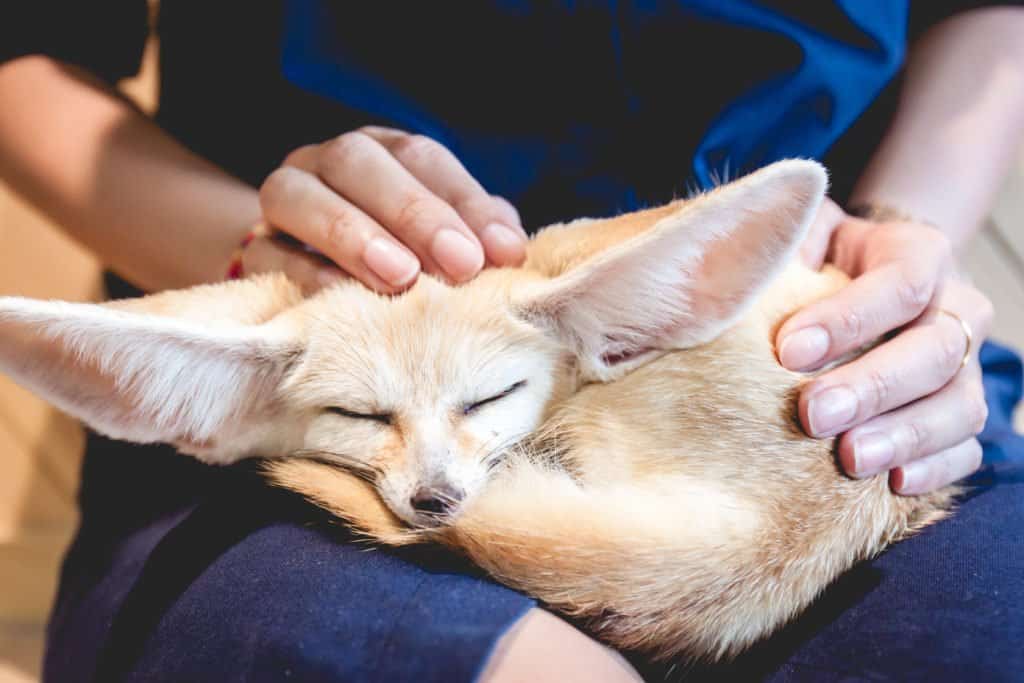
[43,343,1024,682]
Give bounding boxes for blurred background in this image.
[0,17,1022,683]
[0,26,162,683]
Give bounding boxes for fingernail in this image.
[431,229,484,281]
[853,432,894,476]
[892,464,924,495]
[479,222,526,265]
[889,467,905,493]
[508,221,529,239]
[779,326,830,370]
[363,237,420,287]
[808,385,858,436]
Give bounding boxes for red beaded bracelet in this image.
[225,224,266,280]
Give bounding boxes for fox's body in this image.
[0,161,952,662]
[267,252,951,661]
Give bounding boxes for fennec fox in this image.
[0,160,952,661]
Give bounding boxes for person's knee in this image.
[479,608,642,682]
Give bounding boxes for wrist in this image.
[846,201,929,227]
[225,222,268,280]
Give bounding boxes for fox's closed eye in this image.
[326,406,393,425]
[463,380,528,416]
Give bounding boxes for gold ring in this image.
[938,309,972,369]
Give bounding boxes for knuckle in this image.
[259,167,301,210]
[282,145,313,167]
[392,134,446,166]
[356,124,389,138]
[895,266,934,317]
[901,421,927,461]
[453,193,500,223]
[834,305,863,344]
[322,131,373,167]
[863,368,892,415]
[322,210,356,248]
[395,194,448,236]
[937,322,967,373]
[965,386,989,435]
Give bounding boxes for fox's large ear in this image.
[0,275,305,464]
[517,160,827,381]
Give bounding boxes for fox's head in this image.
[0,160,825,526]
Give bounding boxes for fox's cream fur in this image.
[0,160,952,662]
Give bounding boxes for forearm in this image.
[0,56,260,292]
[851,7,1024,248]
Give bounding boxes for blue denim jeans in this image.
[44,343,1023,682]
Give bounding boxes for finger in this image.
[492,195,523,228]
[308,132,485,282]
[282,144,320,169]
[777,256,944,371]
[360,127,527,267]
[799,311,970,437]
[936,278,995,345]
[890,438,983,495]
[242,234,346,295]
[360,128,525,240]
[798,198,846,269]
[259,165,420,291]
[836,364,988,477]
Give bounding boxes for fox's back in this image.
[496,262,954,654]
[267,257,955,661]
[259,162,957,660]
[558,260,948,528]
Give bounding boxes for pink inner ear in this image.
[600,345,654,367]
[686,221,795,324]
[598,315,686,366]
[521,161,825,379]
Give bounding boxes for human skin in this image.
[0,8,1021,680]
[0,12,1021,494]
[777,6,1024,494]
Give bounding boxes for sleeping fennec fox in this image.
[0,160,953,661]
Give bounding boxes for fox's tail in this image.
[266,457,950,662]
[442,460,949,662]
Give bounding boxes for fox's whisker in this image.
[289,448,383,483]
[477,431,529,466]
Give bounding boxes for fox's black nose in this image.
[410,485,465,516]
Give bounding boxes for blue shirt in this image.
[2,1,1007,224]
[281,1,908,218]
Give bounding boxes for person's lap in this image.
[44,344,1024,682]
[44,444,538,682]
[670,472,1023,683]
[675,341,1024,682]
[109,520,531,682]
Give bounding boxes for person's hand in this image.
[248,127,527,293]
[777,198,992,494]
